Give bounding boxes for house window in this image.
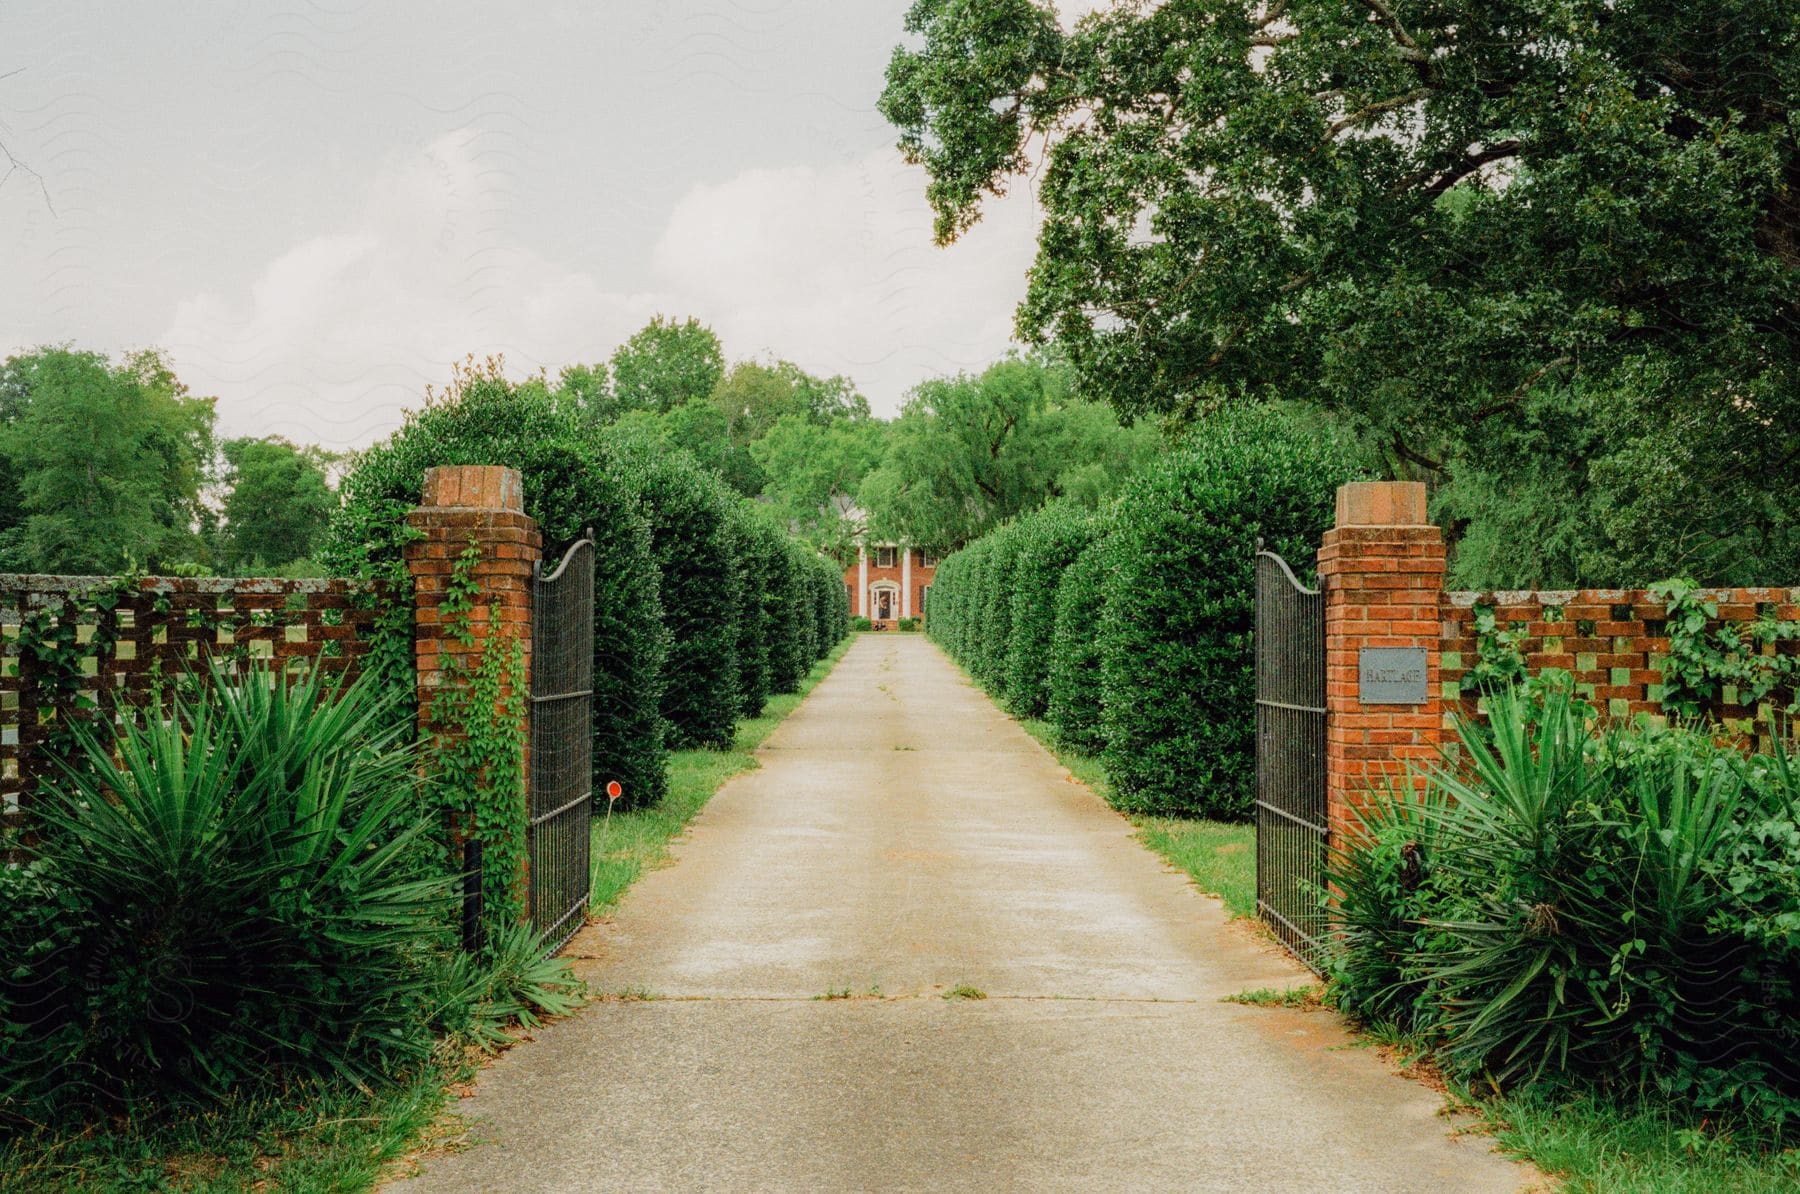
[919,550,939,567]
[921,586,930,615]
[875,546,897,568]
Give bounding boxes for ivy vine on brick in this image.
[1467,603,1528,692]
[1650,578,1800,720]
[14,573,140,784]
[428,539,529,941]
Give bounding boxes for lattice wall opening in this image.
[0,575,392,847]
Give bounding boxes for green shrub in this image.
[1046,530,1112,753]
[0,663,448,1122]
[768,547,813,691]
[323,370,670,809]
[807,553,836,658]
[1098,406,1365,818]
[570,443,671,808]
[896,616,920,632]
[947,536,994,667]
[793,553,822,664]
[1331,685,1800,1136]
[851,615,874,633]
[430,920,584,1054]
[727,508,782,719]
[618,447,742,750]
[1004,503,1095,718]
[974,522,1027,698]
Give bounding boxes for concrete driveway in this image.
[393,634,1531,1193]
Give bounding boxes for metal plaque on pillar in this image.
[1358,647,1428,705]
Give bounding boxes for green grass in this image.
[1130,816,1256,918]
[1224,985,1324,1009]
[591,636,853,912]
[1481,1093,1800,1192]
[1016,717,1256,918]
[942,985,987,1001]
[0,1055,465,1193]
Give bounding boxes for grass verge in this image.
[0,1053,466,1193]
[1015,717,1256,918]
[1479,1091,1800,1192]
[590,635,853,911]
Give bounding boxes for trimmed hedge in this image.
[728,508,779,719]
[974,522,1027,700]
[1004,503,1096,718]
[326,369,838,804]
[770,548,815,692]
[574,446,671,807]
[1098,407,1365,817]
[322,377,671,807]
[926,403,1366,820]
[617,447,743,751]
[1045,528,1112,753]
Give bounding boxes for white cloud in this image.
[651,150,1039,407]
[161,133,1040,448]
[162,131,667,449]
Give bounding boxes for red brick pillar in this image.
[405,466,539,928]
[1318,481,1446,847]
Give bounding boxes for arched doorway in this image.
[872,583,897,622]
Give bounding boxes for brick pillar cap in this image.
[1336,481,1428,529]
[421,465,524,512]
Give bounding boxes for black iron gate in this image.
[530,534,595,951]
[1254,548,1329,972]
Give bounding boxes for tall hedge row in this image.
[325,374,846,810]
[926,405,1366,819]
[1099,415,1363,817]
[1045,529,1111,752]
[323,379,672,808]
[1005,503,1096,719]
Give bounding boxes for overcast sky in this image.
[0,1,1082,449]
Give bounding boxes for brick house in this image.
[844,542,937,629]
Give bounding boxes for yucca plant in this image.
[2,660,451,1122]
[1326,780,1457,1032]
[1418,687,1618,1086]
[1332,684,1800,1134]
[429,920,586,1053]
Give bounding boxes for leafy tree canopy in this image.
[606,315,726,417]
[881,0,1800,585]
[857,354,1157,550]
[219,437,337,573]
[0,347,215,573]
[751,414,889,559]
[711,358,870,444]
[609,399,766,498]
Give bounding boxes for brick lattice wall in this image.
[1439,587,1800,735]
[1,575,387,841]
